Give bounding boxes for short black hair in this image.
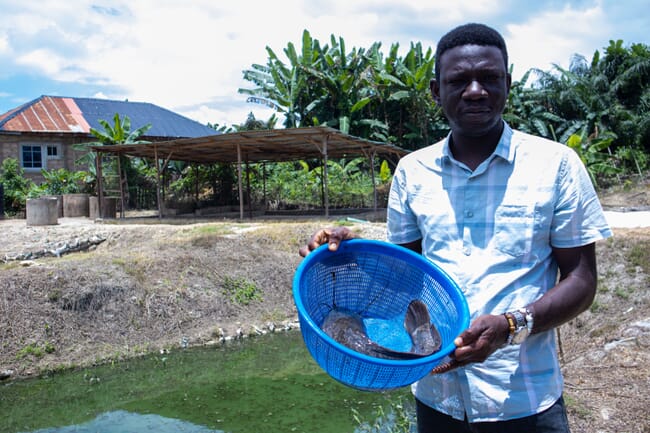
[434,23,508,80]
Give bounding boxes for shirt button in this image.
[466,211,474,218]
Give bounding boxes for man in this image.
[299,23,612,432]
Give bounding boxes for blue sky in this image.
[1,0,649,128]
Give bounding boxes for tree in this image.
[239,30,444,149]
[74,113,152,206]
[507,40,650,182]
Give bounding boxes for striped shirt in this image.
[387,122,612,422]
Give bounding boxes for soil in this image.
[1,179,648,433]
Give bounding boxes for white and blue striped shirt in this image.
[387,122,612,422]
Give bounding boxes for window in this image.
[47,145,60,159]
[21,145,43,169]
[20,143,62,170]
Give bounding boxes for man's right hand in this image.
[298,227,357,257]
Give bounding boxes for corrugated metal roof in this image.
[0,95,219,139]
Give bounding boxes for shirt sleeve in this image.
[386,160,423,245]
[550,148,613,248]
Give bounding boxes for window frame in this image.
[19,143,62,171]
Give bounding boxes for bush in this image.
[38,168,88,195]
[0,158,32,215]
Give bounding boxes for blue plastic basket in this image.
[293,239,469,392]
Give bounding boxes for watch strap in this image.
[519,308,534,334]
[504,312,516,345]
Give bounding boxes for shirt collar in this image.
[440,121,515,166]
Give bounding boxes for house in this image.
[0,95,219,182]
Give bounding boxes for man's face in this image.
[431,44,511,137]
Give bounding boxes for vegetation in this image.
[504,40,650,187]
[73,113,154,209]
[240,34,650,210]
[353,395,415,433]
[27,168,89,198]
[240,29,444,149]
[221,276,263,305]
[1,158,32,215]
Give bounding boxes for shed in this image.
[92,126,408,219]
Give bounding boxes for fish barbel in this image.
[321,300,441,360]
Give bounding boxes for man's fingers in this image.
[298,227,356,257]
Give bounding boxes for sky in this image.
[1,0,649,128]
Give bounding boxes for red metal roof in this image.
[0,96,90,133]
[0,95,219,138]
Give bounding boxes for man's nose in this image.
[463,80,487,99]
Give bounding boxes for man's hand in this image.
[431,313,509,374]
[298,227,357,257]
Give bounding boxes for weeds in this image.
[222,276,263,305]
[353,395,415,433]
[564,394,592,419]
[626,242,649,274]
[16,341,55,359]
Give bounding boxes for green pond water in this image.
[1,331,410,433]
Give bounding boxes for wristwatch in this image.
[509,308,533,345]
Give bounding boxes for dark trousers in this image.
[415,396,571,433]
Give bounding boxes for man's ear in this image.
[430,79,441,105]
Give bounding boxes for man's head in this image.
[431,23,511,140]
[434,23,508,81]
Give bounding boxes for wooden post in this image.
[323,135,329,218]
[96,152,104,217]
[237,143,244,219]
[370,151,377,213]
[245,160,253,219]
[116,154,125,219]
[154,145,162,219]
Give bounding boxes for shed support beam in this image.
[370,151,377,213]
[323,135,329,217]
[96,152,104,218]
[154,146,162,219]
[116,154,125,219]
[237,144,244,219]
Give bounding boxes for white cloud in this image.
[16,49,65,75]
[0,33,9,54]
[505,3,609,79]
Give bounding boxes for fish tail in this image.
[404,300,430,335]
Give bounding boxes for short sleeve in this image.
[551,149,613,248]
[387,161,423,245]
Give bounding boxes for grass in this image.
[179,224,236,248]
[222,276,263,305]
[111,253,151,284]
[564,394,592,419]
[626,242,649,272]
[16,341,55,359]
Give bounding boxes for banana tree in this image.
[74,113,151,210]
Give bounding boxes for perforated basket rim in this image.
[293,239,470,368]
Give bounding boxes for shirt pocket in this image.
[493,205,535,257]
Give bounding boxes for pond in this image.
[1,331,410,433]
